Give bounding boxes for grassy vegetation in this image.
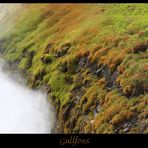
[0,4,148,133]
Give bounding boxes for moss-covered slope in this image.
[0,4,148,133]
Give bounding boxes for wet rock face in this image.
[79,57,118,90]
[132,42,148,53]
[105,69,119,90]
[114,116,138,133]
[93,100,101,117]
[21,49,35,69]
[66,117,77,131]
[139,121,148,133]
[71,86,85,104]
[56,53,146,133]
[27,51,35,68]
[131,82,145,97]
[62,102,74,122]
[79,57,88,67]
[86,61,119,90]
[40,54,52,64]
[121,82,145,98]
[44,43,53,54]
[64,75,73,84]
[83,58,103,78]
[88,62,99,76]
[55,43,71,58]
[59,61,68,73]
[56,102,77,133]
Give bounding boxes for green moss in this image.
[96,123,108,134]
[18,57,30,70]
[47,70,73,106]
[41,54,53,64]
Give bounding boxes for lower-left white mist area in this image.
[0,60,55,133]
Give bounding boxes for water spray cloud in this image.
[0,61,54,133]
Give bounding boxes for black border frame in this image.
[0,1,147,147]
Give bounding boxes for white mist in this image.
[0,61,54,133]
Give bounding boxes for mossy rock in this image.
[41,54,53,64]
